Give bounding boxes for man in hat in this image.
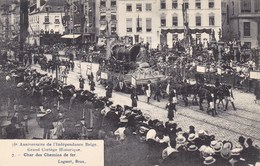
[243,138,260,165]
[79,75,85,90]
[165,98,177,122]
[154,78,162,102]
[144,80,152,103]
[5,117,20,139]
[224,85,236,111]
[105,81,113,98]
[130,86,138,107]
[40,109,55,139]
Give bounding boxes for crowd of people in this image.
[0,39,260,165]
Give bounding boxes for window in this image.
[146,36,152,44]
[196,15,201,26]
[209,0,214,8]
[111,13,116,21]
[126,18,132,32]
[161,15,166,27]
[136,4,142,11]
[184,0,189,9]
[172,15,178,26]
[146,18,152,32]
[196,0,201,9]
[172,0,178,9]
[45,24,49,31]
[44,16,49,23]
[126,4,132,12]
[209,14,215,26]
[111,24,116,34]
[255,0,260,12]
[111,0,116,7]
[55,25,59,31]
[173,34,178,40]
[100,13,106,21]
[243,22,251,36]
[146,3,152,11]
[100,0,106,8]
[161,0,166,9]
[54,16,59,24]
[126,4,132,11]
[241,0,251,13]
[136,18,142,32]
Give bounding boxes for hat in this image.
[124,110,132,116]
[176,134,186,144]
[139,126,149,134]
[222,142,232,150]
[231,148,242,156]
[143,113,151,121]
[198,130,205,137]
[213,142,223,153]
[202,146,215,158]
[187,144,198,152]
[46,109,52,114]
[188,133,197,142]
[17,82,24,88]
[132,107,138,111]
[210,141,217,148]
[119,115,128,123]
[220,147,231,159]
[203,156,216,165]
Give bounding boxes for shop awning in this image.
[61,34,81,39]
[100,24,107,31]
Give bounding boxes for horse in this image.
[196,85,215,111]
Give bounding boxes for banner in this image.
[131,76,136,87]
[100,72,108,80]
[196,66,206,73]
[250,71,260,80]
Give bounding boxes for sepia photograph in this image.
[0,0,260,165]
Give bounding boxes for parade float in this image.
[98,41,167,93]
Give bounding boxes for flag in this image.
[106,20,109,36]
[182,3,188,26]
[137,14,140,29]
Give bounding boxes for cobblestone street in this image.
[27,55,260,146]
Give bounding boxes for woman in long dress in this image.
[165,99,177,121]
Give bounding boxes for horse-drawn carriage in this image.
[98,42,167,94]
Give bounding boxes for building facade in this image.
[28,0,66,45]
[117,0,222,49]
[222,0,260,48]
[0,0,20,41]
[117,0,158,48]
[95,0,118,39]
[64,0,96,44]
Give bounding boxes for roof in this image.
[45,0,68,7]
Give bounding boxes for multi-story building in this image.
[64,0,96,44]
[9,1,20,40]
[0,0,20,41]
[117,0,222,49]
[95,0,118,38]
[28,0,67,45]
[117,0,158,48]
[222,0,260,48]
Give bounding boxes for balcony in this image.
[43,21,50,24]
